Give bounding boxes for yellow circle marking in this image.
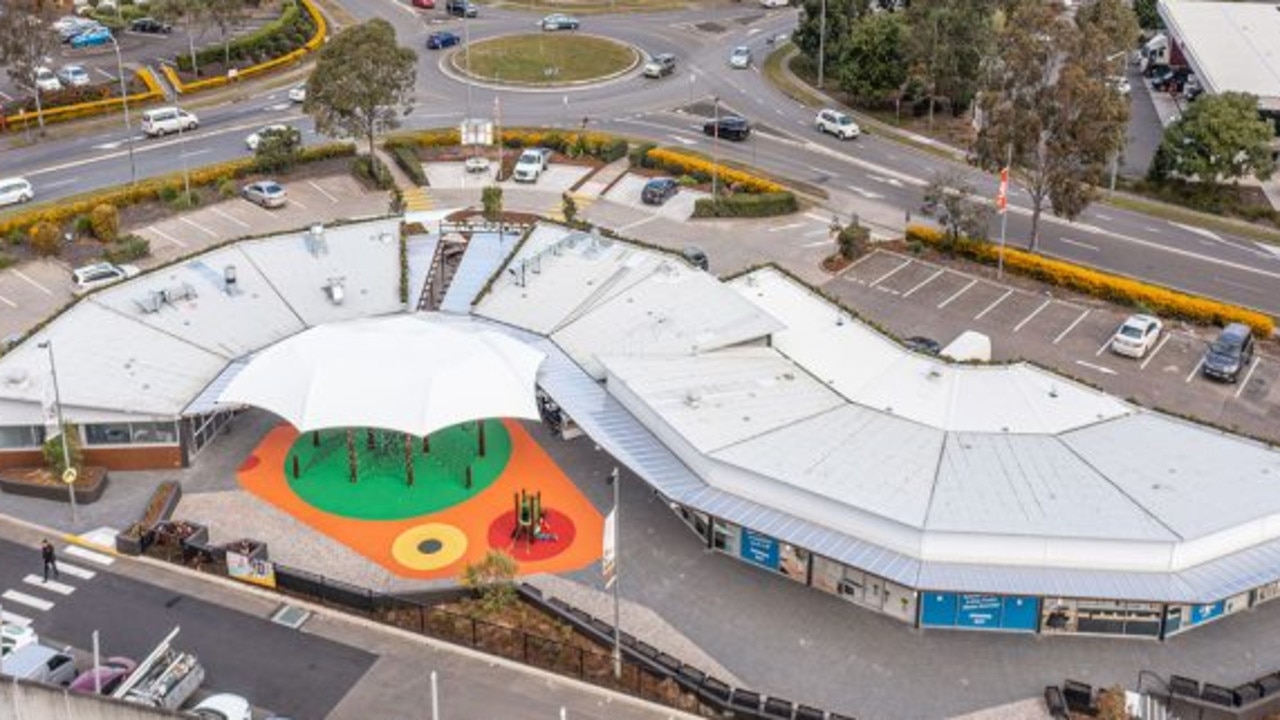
[391,523,468,572]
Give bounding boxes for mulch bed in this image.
[0,466,108,503]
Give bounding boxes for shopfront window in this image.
[0,425,45,449]
[670,502,710,544]
[1041,599,1162,637]
[85,421,179,446]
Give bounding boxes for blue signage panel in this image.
[1190,601,1225,626]
[1000,596,1040,632]
[920,593,1039,632]
[957,595,1004,628]
[738,528,780,570]
[921,593,959,627]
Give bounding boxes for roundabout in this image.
[450,33,640,86]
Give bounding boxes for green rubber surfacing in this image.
[284,420,512,520]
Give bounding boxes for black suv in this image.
[446,0,478,16]
[641,177,678,205]
[129,17,172,34]
[702,115,750,141]
[1202,323,1255,383]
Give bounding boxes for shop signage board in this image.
[739,528,780,570]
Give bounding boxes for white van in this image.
[0,177,34,207]
[2,644,77,686]
[140,106,198,137]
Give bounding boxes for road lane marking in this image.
[1013,299,1052,332]
[1235,358,1260,399]
[1054,310,1090,344]
[39,178,79,189]
[804,212,832,223]
[618,216,659,233]
[1170,221,1224,243]
[902,269,944,298]
[1075,360,1117,376]
[1213,276,1265,294]
[179,217,218,238]
[1059,237,1099,251]
[0,293,16,308]
[1096,332,1115,357]
[2,590,53,612]
[306,180,339,204]
[846,185,884,199]
[801,239,830,248]
[870,258,911,287]
[56,562,96,580]
[767,222,804,232]
[64,545,114,566]
[1185,358,1204,383]
[938,279,977,308]
[1,609,32,627]
[12,270,52,296]
[974,289,1013,320]
[146,225,187,248]
[1139,334,1171,370]
[23,576,74,595]
[209,207,251,229]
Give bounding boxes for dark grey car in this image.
[1202,323,1254,383]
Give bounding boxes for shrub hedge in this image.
[640,148,785,194]
[175,2,314,72]
[386,128,630,163]
[167,0,327,94]
[692,192,798,218]
[2,69,164,132]
[390,146,427,186]
[104,235,151,264]
[353,155,396,191]
[905,224,1275,336]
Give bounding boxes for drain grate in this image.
[271,604,312,630]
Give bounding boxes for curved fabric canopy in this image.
[218,315,544,436]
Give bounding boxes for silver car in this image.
[729,46,751,69]
[242,180,287,208]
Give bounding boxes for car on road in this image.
[0,177,34,207]
[703,115,751,141]
[729,46,751,69]
[541,13,580,30]
[513,147,552,182]
[70,657,137,695]
[815,108,860,139]
[70,25,113,48]
[643,53,676,78]
[446,0,478,17]
[903,336,942,355]
[3,645,77,686]
[191,693,253,720]
[72,262,139,293]
[760,0,789,7]
[641,177,678,205]
[288,83,307,103]
[34,67,62,93]
[1109,314,1163,359]
[411,0,435,7]
[57,65,92,88]
[1,624,38,659]
[242,180,288,208]
[141,106,198,136]
[129,17,171,33]
[245,124,294,151]
[426,31,461,49]
[1202,322,1255,383]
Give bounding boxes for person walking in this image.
[41,539,58,583]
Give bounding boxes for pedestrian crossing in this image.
[0,543,110,632]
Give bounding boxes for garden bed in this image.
[0,466,108,504]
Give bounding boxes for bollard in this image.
[291,454,299,479]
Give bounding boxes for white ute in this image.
[513,148,551,183]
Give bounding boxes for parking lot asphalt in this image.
[824,249,1280,443]
[601,173,708,221]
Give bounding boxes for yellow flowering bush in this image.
[3,69,164,131]
[641,148,785,194]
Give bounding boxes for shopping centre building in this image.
[2,217,1280,640]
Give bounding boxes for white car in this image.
[1,624,39,659]
[71,262,140,293]
[816,108,861,139]
[1110,314,1163,358]
[34,67,62,93]
[729,46,752,69]
[513,147,551,183]
[58,65,92,88]
[0,177,34,207]
[287,83,306,103]
[140,106,198,136]
[191,693,252,720]
[245,124,293,151]
[760,0,789,6]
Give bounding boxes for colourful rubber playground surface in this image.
[238,419,603,580]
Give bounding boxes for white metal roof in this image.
[1159,0,1280,104]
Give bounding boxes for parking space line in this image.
[0,293,15,308]
[306,180,339,204]
[974,289,1013,320]
[1095,334,1114,357]
[767,221,805,233]
[1139,334,1172,370]
[1235,358,1260,399]
[1053,310,1089,344]
[179,217,219,239]
[938,279,977,309]
[147,225,187,248]
[209,207,251,229]
[837,249,884,277]
[1186,358,1204,383]
[290,198,309,210]
[902,269,944,298]
[1013,299,1053,333]
[12,269,52,296]
[870,258,912,287]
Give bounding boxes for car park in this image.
[245,124,294,151]
[129,17,172,33]
[426,31,461,49]
[288,83,307,103]
[70,657,137,695]
[2,645,77,686]
[0,177,34,207]
[446,0,478,17]
[58,19,100,42]
[242,180,288,208]
[34,68,62,93]
[643,53,676,78]
[816,108,860,139]
[72,262,139,293]
[513,148,552,182]
[703,115,751,141]
[191,693,253,720]
[70,25,113,49]
[57,65,92,88]
[141,106,198,136]
[541,13,580,30]
[1202,323,1255,383]
[729,46,752,69]
[641,177,678,205]
[1109,314,1163,359]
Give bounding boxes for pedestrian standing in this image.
[41,539,58,582]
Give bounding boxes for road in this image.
[4,1,1280,317]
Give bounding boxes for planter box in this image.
[222,539,268,561]
[115,527,155,556]
[0,467,109,504]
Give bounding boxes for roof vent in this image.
[223,265,238,294]
[306,224,328,257]
[135,291,165,314]
[1048,385,1059,399]
[324,277,345,305]
[376,231,393,244]
[684,391,701,408]
[162,282,196,304]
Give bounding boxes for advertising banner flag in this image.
[602,508,617,589]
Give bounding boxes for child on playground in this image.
[533,517,559,543]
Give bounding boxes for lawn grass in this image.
[762,43,824,109]
[456,34,637,85]
[1105,193,1280,247]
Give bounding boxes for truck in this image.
[513,148,551,183]
[111,627,205,711]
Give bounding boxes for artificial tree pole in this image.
[404,433,415,487]
[346,429,358,483]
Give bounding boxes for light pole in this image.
[607,467,621,680]
[109,36,137,184]
[38,340,76,526]
[176,102,192,199]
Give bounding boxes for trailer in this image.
[111,627,205,711]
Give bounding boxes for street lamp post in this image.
[38,340,76,526]
[110,36,137,184]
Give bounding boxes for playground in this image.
[237,418,603,580]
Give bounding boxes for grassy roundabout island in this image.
[453,33,639,85]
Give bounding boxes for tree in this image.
[837,12,908,106]
[1133,0,1163,30]
[460,549,519,615]
[42,425,82,476]
[151,0,210,76]
[205,0,250,67]
[920,171,994,243]
[793,0,869,81]
[482,185,503,222]
[303,19,417,156]
[253,126,303,174]
[972,0,1129,250]
[0,3,61,130]
[1076,0,1141,65]
[1095,686,1129,720]
[905,0,995,121]
[1151,92,1276,188]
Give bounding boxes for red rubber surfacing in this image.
[487,508,576,561]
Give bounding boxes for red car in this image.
[412,0,435,8]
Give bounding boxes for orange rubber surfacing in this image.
[238,420,603,580]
